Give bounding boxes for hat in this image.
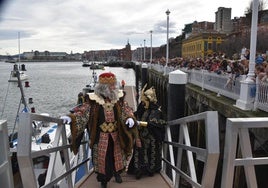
[99,72,116,84]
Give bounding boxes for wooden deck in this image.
[123,85,137,111]
[76,85,172,188]
[76,171,172,188]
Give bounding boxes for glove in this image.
[125,118,135,128]
[60,115,71,124]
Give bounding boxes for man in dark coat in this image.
[127,84,166,179]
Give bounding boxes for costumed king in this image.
[61,72,140,188]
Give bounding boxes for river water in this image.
[0,61,135,134]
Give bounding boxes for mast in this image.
[18,32,20,63]
[16,31,28,111]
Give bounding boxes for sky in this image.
[0,0,257,55]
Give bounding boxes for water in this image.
[0,61,135,134]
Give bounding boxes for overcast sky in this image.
[0,0,256,55]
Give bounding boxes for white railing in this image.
[162,111,220,188]
[148,63,268,112]
[221,117,268,188]
[0,120,14,188]
[255,78,268,112]
[16,113,92,188]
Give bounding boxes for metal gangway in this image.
[1,87,268,187]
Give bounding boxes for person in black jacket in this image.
[127,84,166,179]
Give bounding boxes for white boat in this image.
[8,64,28,82]
[82,69,98,95]
[8,33,29,82]
[6,63,91,187]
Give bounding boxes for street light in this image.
[144,39,146,61]
[140,44,142,61]
[165,9,170,74]
[150,30,153,63]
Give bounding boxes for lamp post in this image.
[165,9,170,74]
[144,39,146,62]
[150,30,153,63]
[235,0,259,110]
[140,44,142,62]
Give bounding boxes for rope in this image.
[0,73,13,119]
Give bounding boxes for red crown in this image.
[99,72,116,84]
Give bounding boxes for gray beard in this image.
[95,84,119,101]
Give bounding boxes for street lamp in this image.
[165,9,170,74]
[144,39,146,61]
[150,30,153,63]
[140,44,142,62]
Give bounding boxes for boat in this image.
[6,66,91,187]
[8,32,28,82]
[82,60,91,67]
[90,62,105,70]
[81,69,98,97]
[8,63,28,82]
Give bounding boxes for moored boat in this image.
[8,64,28,82]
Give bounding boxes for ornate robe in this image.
[69,90,138,182]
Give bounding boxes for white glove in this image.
[125,118,135,128]
[60,116,71,124]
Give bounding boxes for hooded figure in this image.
[127,84,166,179]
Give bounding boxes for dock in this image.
[123,85,137,111]
[76,171,171,188]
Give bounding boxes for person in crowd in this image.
[121,79,126,90]
[61,72,139,188]
[127,84,166,179]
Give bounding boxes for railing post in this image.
[141,63,148,89]
[0,120,14,188]
[168,70,187,121]
[166,70,187,183]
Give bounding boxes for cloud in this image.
[0,0,255,55]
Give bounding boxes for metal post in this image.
[144,39,146,62]
[246,0,258,81]
[165,9,170,74]
[235,0,259,110]
[140,44,142,62]
[150,30,153,63]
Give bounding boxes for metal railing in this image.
[221,117,268,188]
[0,120,14,188]
[149,63,268,112]
[162,111,220,188]
[16,113,92,188]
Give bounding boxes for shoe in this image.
[101,182,107,188]
[114,173,122,183]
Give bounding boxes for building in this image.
[182,32,226,58]
[214,7,233,33]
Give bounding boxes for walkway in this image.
[123,85,137,111]
[76,85,172,188]
[77,171,172,188]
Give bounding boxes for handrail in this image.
[16,113,92,188]
[0,120,14,188]
[162,111,220,188]
[148,63,268,112]
[221,117,268,188]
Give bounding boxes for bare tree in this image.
[245,0,267,14]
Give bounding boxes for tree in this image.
[245,0,267,14]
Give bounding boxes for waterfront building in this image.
[182,32,226,58]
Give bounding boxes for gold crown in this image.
[99,72,116,84]
[141,84,157,106]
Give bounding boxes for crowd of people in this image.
[61,72,166,188]
[148,50,268,84]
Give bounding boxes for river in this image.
[0,61,135,134]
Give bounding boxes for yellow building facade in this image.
[182,33,226,58]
